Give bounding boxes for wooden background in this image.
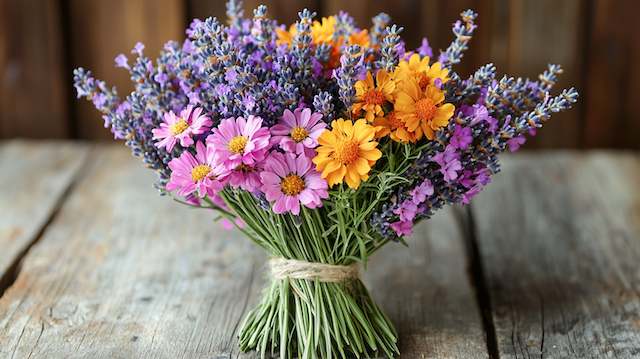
[0,0,638,149]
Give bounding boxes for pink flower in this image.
[260,152,328,215]
[270,108,326,155]
[153,105,212,152]
[394,201,418,222]
[207,115,271,170]
[166,141,227,198]
[224,162,263,192]
[390,220,413,237]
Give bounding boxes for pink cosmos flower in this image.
[166,141,227,198]
[260,152,328,215]
[207,115,271,171]
[270,108,326,155]
[153,105,212,152]
[224,162,264,192]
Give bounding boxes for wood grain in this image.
[583,0,640,149]
[0,146,487,358]
[0,0,70,139]
[68,0,185,140]
[471,152,640,358]
[0,141,89,291]
[365,207,489,358]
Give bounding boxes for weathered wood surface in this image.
[365,208,489,358]
[0,145,487,358]
[472,153,640,358]
[0,141,89,292]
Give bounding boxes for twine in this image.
[269,258,359,283]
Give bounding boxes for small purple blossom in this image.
[114,54,129,69]
[450,126,473,149]
[432,146,462,182]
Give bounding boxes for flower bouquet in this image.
[73,1,577,357]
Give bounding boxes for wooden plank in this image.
[68,0,185,140]
[0,145,488,358]
[0,0,69,139]
[365,207,489,358]
[0,141,89,290]
[583,0,640,149]
[471,152,640,358]
[505,0,585,149]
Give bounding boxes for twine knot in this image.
[269,258,359,283]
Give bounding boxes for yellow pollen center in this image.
[228,136,248,154]
[362,89,385,105]
[290,127,309,143]
[191,164,211,182]
[418,73,431,89]
[170,119,189,135]
[415,98,436,121]
[333,139,360,165]
[280,174,306,196]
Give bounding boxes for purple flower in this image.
[450,126,473,150]
[114,54,129,69]
[225,68,238,84]
[507,135,526,152]
[410,179,434,203]
[417,37,433,57]
[432,146,462,182]
[390,220,413,236]
[463,104,497,132]
[132,42,145,56]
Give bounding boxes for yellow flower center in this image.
[280,174,306,196]
[415,98,436,121]
[170,119,189,135]
[228,136,248,154]
[191,164,211,182]
[418,73,431,89]
[290,127,309,143]
[362,89,385,106]
[333,139,360,165]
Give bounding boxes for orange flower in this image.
[372,111,418,143]
[352,70,396,122]
[313,119,382,189]
[394,80,455,141]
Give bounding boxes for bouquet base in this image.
[238,277,399,358]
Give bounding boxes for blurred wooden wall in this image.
[0,0,638,148]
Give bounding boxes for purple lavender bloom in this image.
[115,54,129,69]
[410,179,434,203]
[432,146,462,182]
[132,42,145,56]
[450,126,472,150]
[507,135,526,152]
[417,37,433,57]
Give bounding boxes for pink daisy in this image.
[206,115,271,170]
[260,152,328,215]
[223,162,264,192]
[153,105,212,152]
[270,108,326,155]
[166,141,228,198]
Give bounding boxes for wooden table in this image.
[0,141,639,359]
